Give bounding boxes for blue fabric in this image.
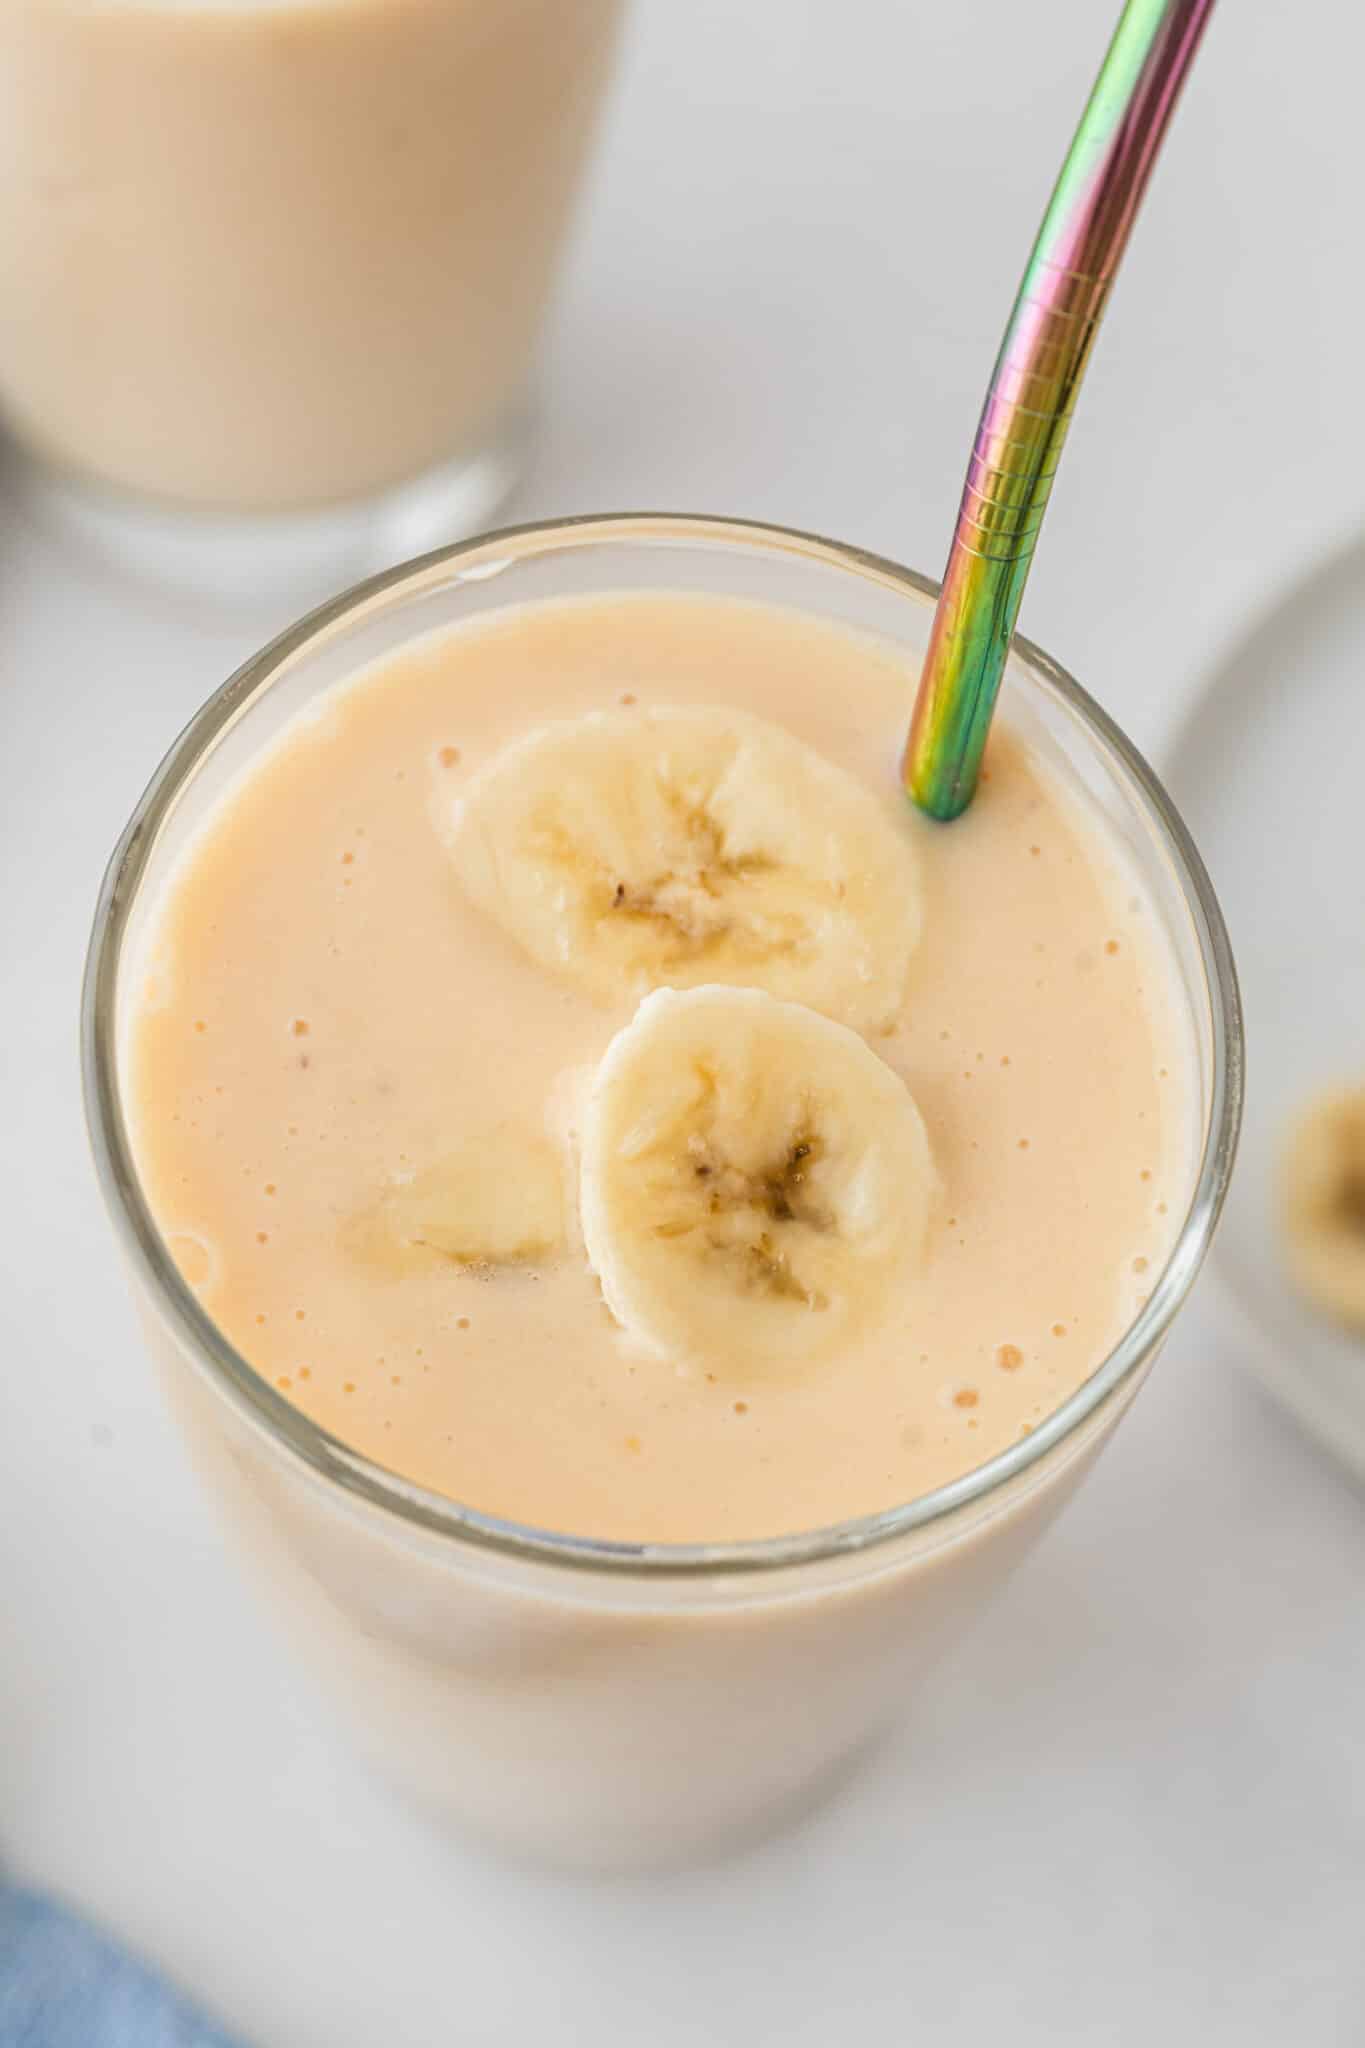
[0,1887,240,2048]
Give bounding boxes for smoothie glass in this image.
[0,0,625,597]
[83,516,1243,1870]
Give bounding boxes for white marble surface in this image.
[2,2,1363,2040]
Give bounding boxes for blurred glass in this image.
[0,0,625,596]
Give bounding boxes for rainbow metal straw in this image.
[902,0,1215,821]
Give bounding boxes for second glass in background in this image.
[0,0,625,595]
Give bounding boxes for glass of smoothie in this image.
[0,0,625,596]
[83,515,1242,1870]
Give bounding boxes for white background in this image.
[2,2,1363,2041]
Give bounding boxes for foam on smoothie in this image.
[128,594,1190,1542]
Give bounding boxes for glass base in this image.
[21,407,531,610]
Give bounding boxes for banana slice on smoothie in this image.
[1283,1086,1365,1331]
[580,985,934,1370]
[354,1129,566,1274]
[448,706,922,1033]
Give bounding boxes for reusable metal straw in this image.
[902,0,1215,821]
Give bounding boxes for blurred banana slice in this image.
[448,706,922,1033]
[352,1127,565,1274]
[1283,1086,1365,1331]
[580,985,934,1370]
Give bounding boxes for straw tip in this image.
[900,739,979,823]
[908,782,973,824]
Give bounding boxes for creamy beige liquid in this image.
[129,594,1187,1545]
[0,0,622,510]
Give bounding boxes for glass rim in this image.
[81,511,1244,1583]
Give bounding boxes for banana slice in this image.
[448,706,921,1032]
[1282,1086,1365,1331]
[349,1127,565,1275]
[580,985,934,1370]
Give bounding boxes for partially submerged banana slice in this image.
[580,985,934,1370]
[351,1128,565,1274]
[1282,1086,1365,1332]
[448,706,922,1033]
